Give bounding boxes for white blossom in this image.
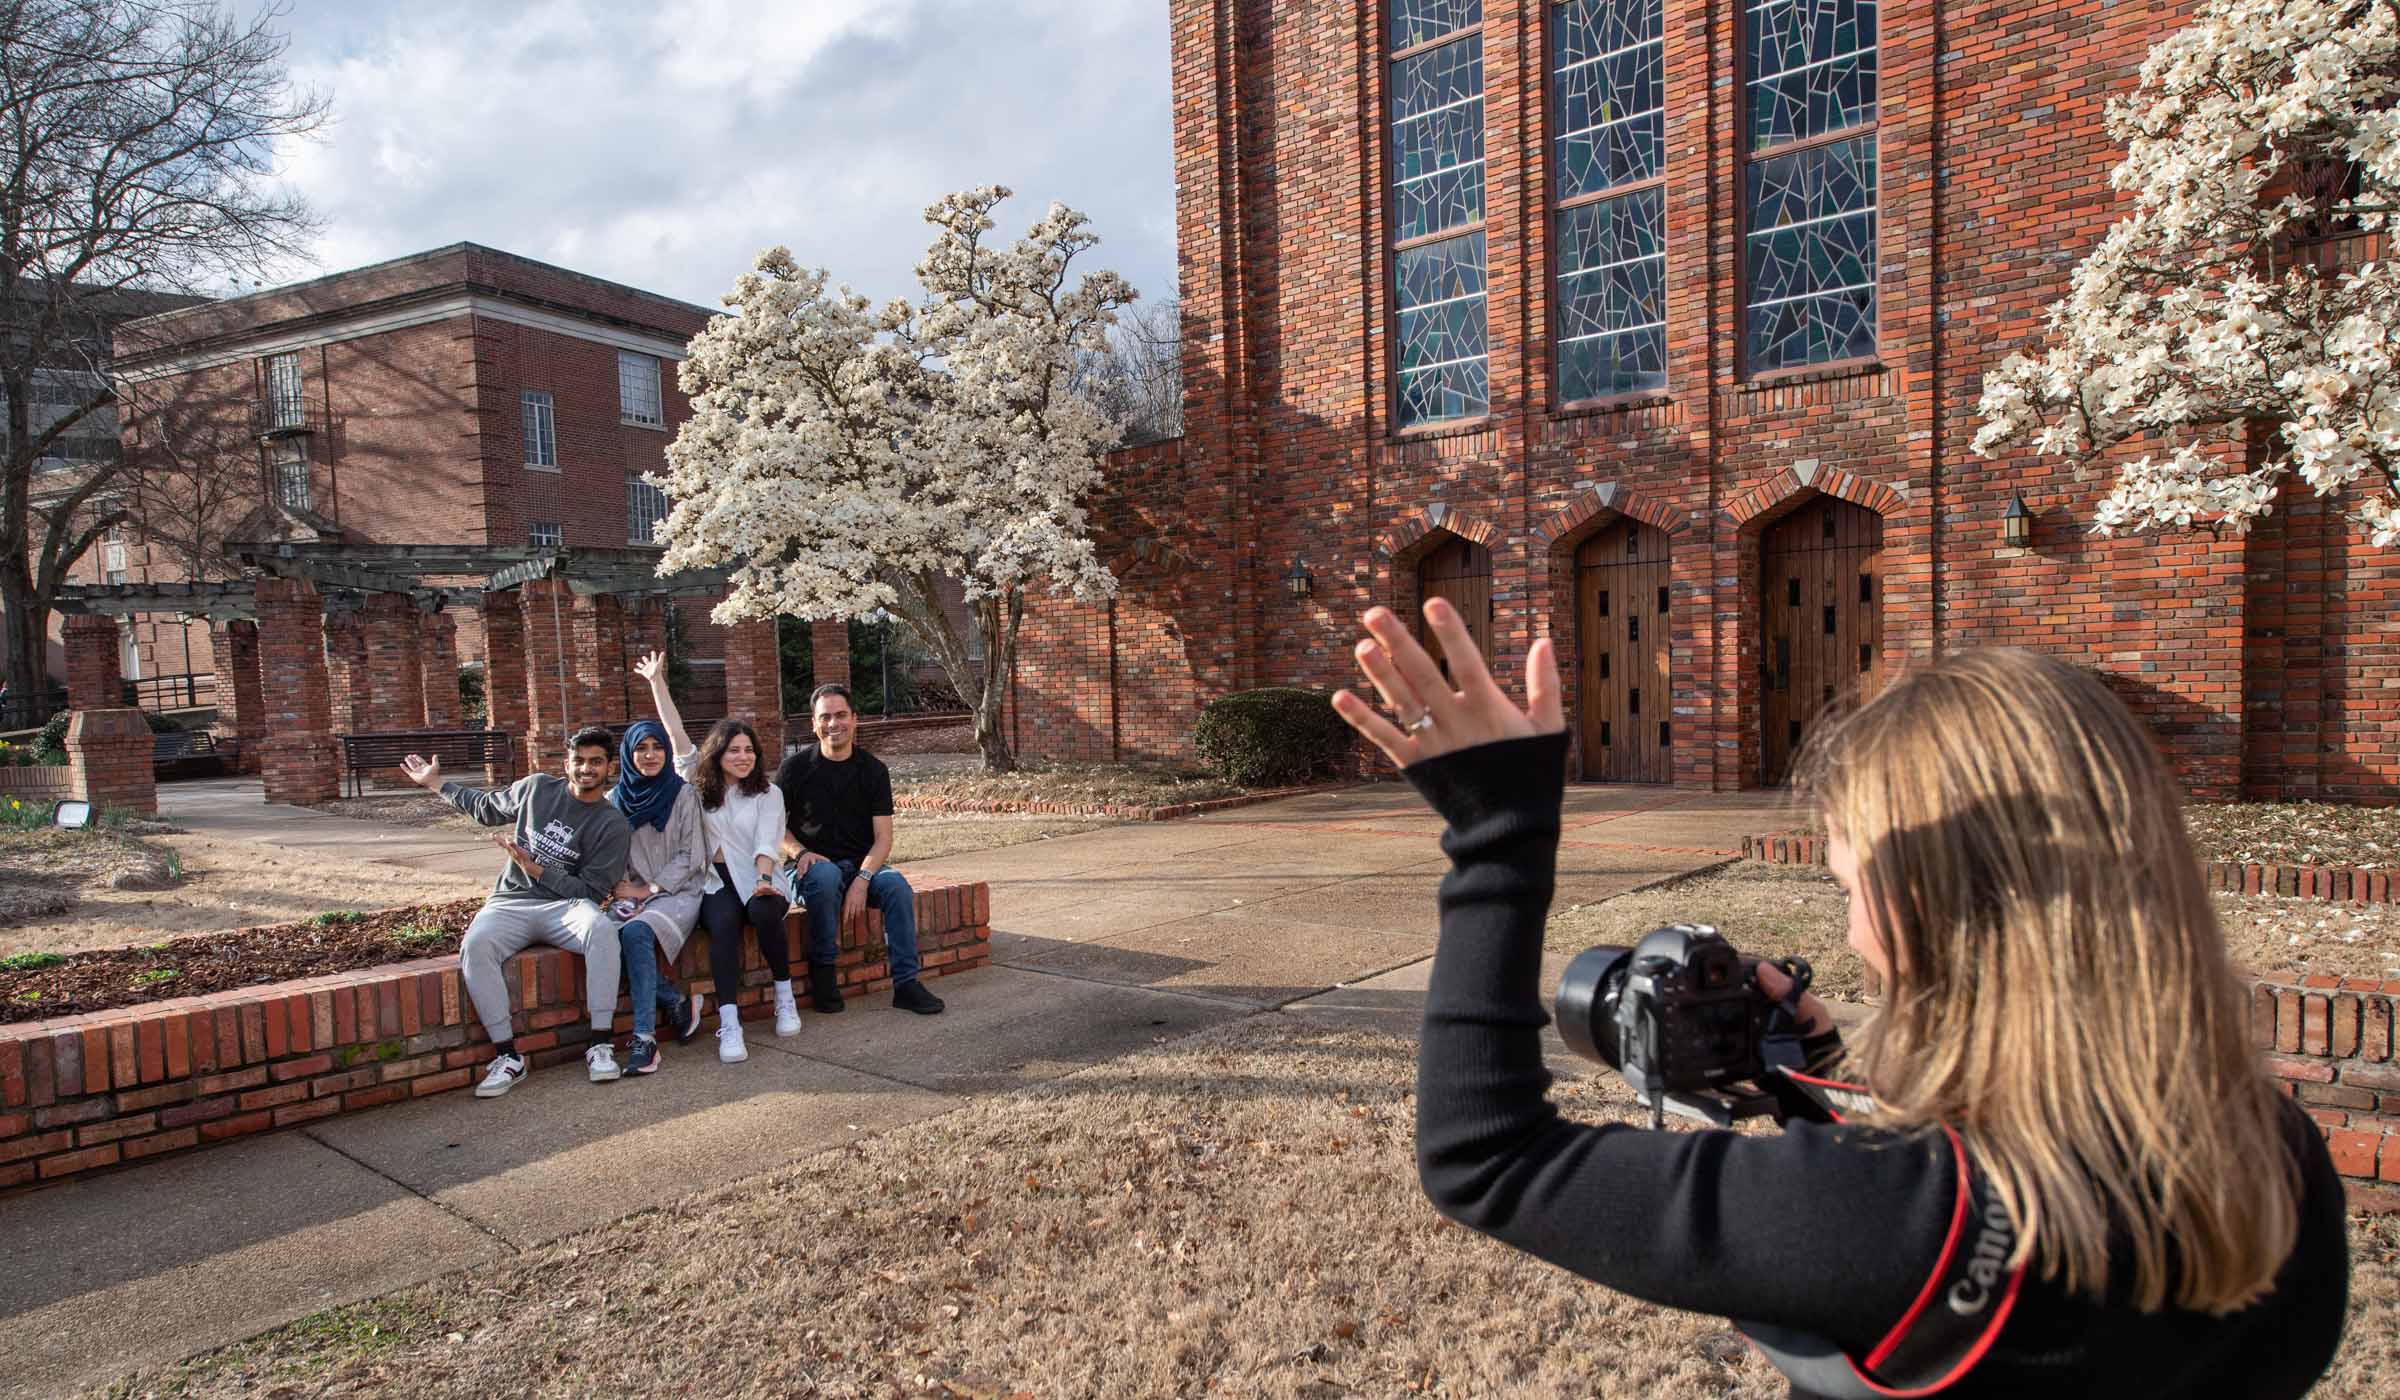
[654,188,1137,769]
[1975,0,2400,545]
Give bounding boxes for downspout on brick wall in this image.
[1108,596,1120,763]
[320,343,338,526]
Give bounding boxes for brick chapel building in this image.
[74,243,794,747]
[1008,0,2397,802]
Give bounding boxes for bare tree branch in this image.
[0,0,325,697]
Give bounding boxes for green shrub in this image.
[1191,687,1354,788]
[0,951,65,972]
[29,708,175,763]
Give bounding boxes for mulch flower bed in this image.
[1,899,481,1025]
[2183,801,2400,870]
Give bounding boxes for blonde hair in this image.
[1798,648,2298,1314]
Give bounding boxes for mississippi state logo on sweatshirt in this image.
[529,819,579,869]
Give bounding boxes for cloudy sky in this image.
[264,0,1176,312]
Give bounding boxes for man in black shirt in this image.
[775,683,946,1016]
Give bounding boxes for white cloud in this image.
[258,0,1175,312]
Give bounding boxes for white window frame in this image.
[625,475,668,545]
[528,519,563,548]
[273,438,311,511]
[618,351,663,427]
[521,390,557,469]
[264,352,305,429]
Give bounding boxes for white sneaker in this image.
[717,1020,749,1064]
[586,1042,622,1083]
[773,986,802,1038]
[474,1052,527,1098]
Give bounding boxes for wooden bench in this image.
[338,729,514,798]
[152,728,239,779]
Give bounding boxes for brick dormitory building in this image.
[1004,0,2400,802]
[42,242,857,792]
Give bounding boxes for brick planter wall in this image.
[2255,976,2400,1212]
[0,766,72,801]
[0,880,989,1192]
[1744,832,2400,906]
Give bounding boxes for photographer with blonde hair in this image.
[1335,601,2348,1397]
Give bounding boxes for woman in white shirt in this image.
[634,652,796,1065]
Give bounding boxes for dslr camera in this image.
[1554,924,1815,1129]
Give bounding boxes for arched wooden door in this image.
[1759,497,1883,784]
[1416,535,1493,682]
[1576,519,1673,782]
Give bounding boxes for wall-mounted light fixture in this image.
[2002,493,2032,549]
[1283,557,1315,600]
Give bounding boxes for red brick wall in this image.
[0,880,989,1192]
[1004,0,2399,801]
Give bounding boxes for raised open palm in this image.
[1332,599,1565,770]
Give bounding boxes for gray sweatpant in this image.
[458,897,623,1045]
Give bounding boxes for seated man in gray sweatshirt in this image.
[401,726,633,1097]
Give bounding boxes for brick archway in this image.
[1725,460,1906,534]
[1533,481,1691,553]
[1377,505,1503,667]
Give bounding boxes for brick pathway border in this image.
[895,781,1358,823]
[1743,832,2400,907]
[0,881,990,1193]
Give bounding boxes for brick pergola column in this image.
[724,617,785,758]
[59,613,154,814]
[420,606,462,729]
[61,613,124,711]
[570,593,621,727]
[809,617,849,690]
[321,603,368,736]
[480,591,529,784]
[519,577,579,773]
[207,619,264,775]
[357,593,427,732]
[254,577,338,804]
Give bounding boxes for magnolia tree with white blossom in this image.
[1974,0,2400,545]
[654,187,1135,771]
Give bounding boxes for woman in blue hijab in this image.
[606,718,710,1074]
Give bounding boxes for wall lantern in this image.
[2002,493,2033,549]
[1283,558,1315,600]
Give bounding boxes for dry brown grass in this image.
[891,815,1119,863]
[0,827,179,930]
[1550,862,2400,997]
[98,1013,2400,1399]
[308,793,479,831]
[894,761,1246,809]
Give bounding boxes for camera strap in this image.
[1735,1072,2027,1397]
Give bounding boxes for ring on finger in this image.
[1404,709,1438,735]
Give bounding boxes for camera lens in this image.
[1555,945,1633,1067]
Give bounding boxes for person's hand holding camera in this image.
[1332,599,1565,767]
[1752,960,1834,1038]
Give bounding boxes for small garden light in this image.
[1283,557,1314,600]
[2002,493,2033,549]
[52,800,93,831]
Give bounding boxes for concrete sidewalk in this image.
[0,782,1780,1398]
[157,775,504,882]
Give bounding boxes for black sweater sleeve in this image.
[1408,732,1958,1355]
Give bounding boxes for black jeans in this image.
[699,862,791,1003]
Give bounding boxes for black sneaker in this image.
[893,979,946,1016]
[624,1036,661,1076]
[663,990,705,1044]
[809,962,845,1014]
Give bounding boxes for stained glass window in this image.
[1391,1,1486,426]
[1552,0,1665,401]
[1743,0,1878,373]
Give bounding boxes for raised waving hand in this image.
[1330,599,1565,770]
